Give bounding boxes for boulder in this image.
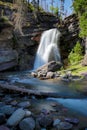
[53,119,61,127]
[17,101,31,108]
[31,72,37,77]
[25,110,32,117]
[65,117,79,125]
[38,114,53,128]
[19,117,35,130]
[46,71,54,79]
[57,122,73,130]
[7,108,25,126]
[37,61,62,72]
[0,105,15,115]
[0,125,10,130]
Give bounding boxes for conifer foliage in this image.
[73,0,87,38]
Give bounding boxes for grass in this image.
[60,62,87,76]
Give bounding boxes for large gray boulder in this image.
[37,61,62,72]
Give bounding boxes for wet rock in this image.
[0,125,10,130]
[0,113,6,124]
[7,108,25,126]
[0,102,5,107]
[31,72,37,77]
[37,72,44,78]
[33,61,62,79]
[38,114,53,128]
[41,108,50,115]
[48,61,62,72]
[63,71,72,79]
[53,119,61,127]
[19,117,35,130]
[0,105,15,115]
[55,72,61,77]
[25,110,32,117]
[41,128,47,130]
[35,119,41,130]
[10,100,18,106]
[46,72,54,79]
[3,96,13,103]
[18,101,31,108]
[65,117,79,125]
[37,61,62,73]
[57,121,73,130]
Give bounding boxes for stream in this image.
[2,71,87,114]
[1,71,87,129]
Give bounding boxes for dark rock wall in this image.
[13,35,38,70]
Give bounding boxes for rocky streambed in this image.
[0,71,87,130]
[0,89,87,130]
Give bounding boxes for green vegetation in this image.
[73,0,87,38]
[68,41,83,65]
[59,62,87,76]
[67,63,87,76]
[28,3,35,12]
[0,1,13,9]
[50,6,59,16]
[0,16,13,26]
[0,16,9,22]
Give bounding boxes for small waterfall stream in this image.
[34,28,61,69]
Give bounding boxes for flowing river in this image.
[4,71,87,116]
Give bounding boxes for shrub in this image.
[68,41,83,65]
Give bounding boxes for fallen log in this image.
[0,82,61,98]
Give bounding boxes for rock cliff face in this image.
[31,14,81,67]
[0,4,81,71]
[59,14,81,65]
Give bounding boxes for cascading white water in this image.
[34,28,61,69]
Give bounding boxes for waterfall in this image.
[34,28,61,69]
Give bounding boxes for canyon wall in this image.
[0,5,81,71]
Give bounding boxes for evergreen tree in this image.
[73,0,87,54]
